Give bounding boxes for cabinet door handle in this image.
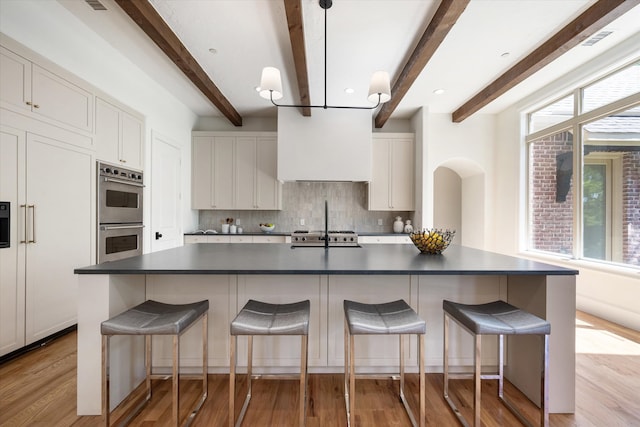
[33,104,40,109]
[26,101,32,106]
[20,204,28,243]
[120,159,127,163]
[28,205,36,243]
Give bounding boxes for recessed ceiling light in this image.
[500,52,510,58]
[208,48,217,54]
[344,88,355,94]
[255,86,261,92]
[433,89,445,95]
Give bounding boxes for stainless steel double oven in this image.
[97,162,144,263]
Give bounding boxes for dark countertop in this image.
[184,232,408,236]
[75,243,578,276]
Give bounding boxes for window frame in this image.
[524,59,640,269]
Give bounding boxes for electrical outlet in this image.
[235,218,241,225]
[377,218,383,226]
[300,218,305,226]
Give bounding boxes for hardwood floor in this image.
[1,311,639,426]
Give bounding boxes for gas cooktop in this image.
[290,230,359,247]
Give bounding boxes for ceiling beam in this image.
[284,0,311,116]
[452,0,640,123]
[374,0,470,129]
[114,0,243,126]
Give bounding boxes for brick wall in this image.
[623,151,640,265]
[529,132,574,255]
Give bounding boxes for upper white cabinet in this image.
[95,97,144,170]
[192,133,281,210]
[1,46,93,133]
[368,134,415,211]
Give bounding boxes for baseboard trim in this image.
[0,324,77,365]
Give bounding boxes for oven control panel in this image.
[98,162,143,184]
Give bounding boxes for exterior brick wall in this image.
[623,151,640,265]
[529,132,574,255]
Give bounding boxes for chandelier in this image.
[258,0,391,110]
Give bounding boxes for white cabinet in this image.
[191,133,281,210]
[0,126,92,356]
[95,97,144,170]
[1,46,93,133]
[184,235,286,244]
[359,235,412,244]
[368,134,415,211]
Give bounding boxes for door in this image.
[235,137,256,209]
[151,131,181,252]
[0,125,26,355]
[24,132,92,344]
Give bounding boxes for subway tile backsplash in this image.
[198,182,411,233]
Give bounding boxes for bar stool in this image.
[343,299,426,427]
[229,299,310,427]
[101,299,209,427]
[442,300,551,427]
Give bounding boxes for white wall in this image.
[0,0,200,240]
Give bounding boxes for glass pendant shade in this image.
[259,67,283,100]
[367,71,391,103]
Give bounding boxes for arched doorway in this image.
[433,159,485,248]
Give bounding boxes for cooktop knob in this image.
[104,167,111,173]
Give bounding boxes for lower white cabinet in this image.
[0,125,92,356]
[184,235,286,244]
[359,235,412,244]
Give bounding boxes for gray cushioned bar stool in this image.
[443,300,551,427]
[229,299,310,427]
[343,299,426,427]
[101,299,209,427]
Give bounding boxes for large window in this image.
[526,61,640,269]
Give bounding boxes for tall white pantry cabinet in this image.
[0,127,92,355]
[0,35,144,357]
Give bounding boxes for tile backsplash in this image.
[198,182,411,233]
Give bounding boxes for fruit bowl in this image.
[259,223,275,233]
[409,229,455,254]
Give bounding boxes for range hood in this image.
[277,108,372,181]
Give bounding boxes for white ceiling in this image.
[60,0,640,123]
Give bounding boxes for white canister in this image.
[221,223,230,234]
[229,224,237,234]
[393,216,404,233]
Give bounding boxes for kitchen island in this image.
[75,243,577,415]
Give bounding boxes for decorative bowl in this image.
[259,223,275,233]
[409,229,455,254]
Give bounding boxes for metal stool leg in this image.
[349,333,355,426]
[173,334,179,427]
[299,335,308,427]
[419,334,425,427]
[102,335,110,427]
[229,335,236,427]
[473,334,481,427]
[344,318,351,427]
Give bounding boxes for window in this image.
[526,61,640,269]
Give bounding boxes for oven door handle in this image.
[102,177,145,187]
[100,224,145,231]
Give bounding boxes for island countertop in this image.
[74,243,578,276]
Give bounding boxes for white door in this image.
[150,131,181,252]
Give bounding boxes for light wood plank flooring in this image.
[1,311,639,426]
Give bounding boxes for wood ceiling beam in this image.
[114,0,243,126]
[452,0,640,123]
[284,0,311,116]
[374,0,470,129]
